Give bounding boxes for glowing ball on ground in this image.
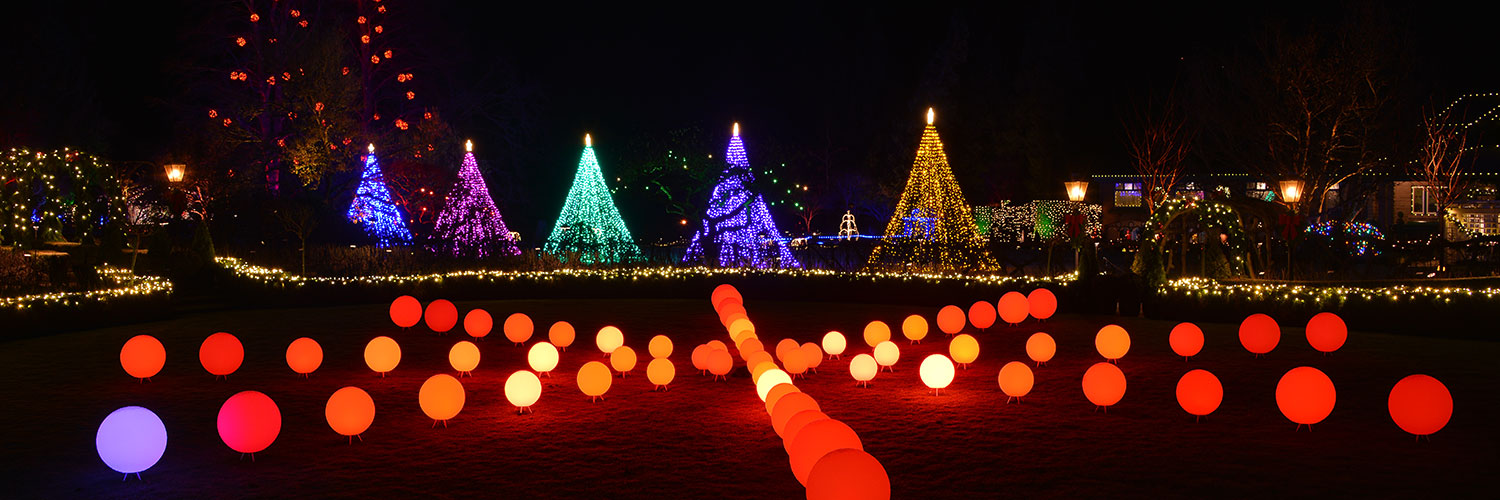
[217,391,281,454]
[596,326,624,354]
[1306,312,1347,354]
[919,354,956,391]
[997,291,1029,325]
[548,321,575,350]
[949,334,979,367]
[757,369,794,401]
[1082,362,1126,408]
[528,342,560,374]
[822,331,847,358]
[770,392,822,435]
[325,387,375,439]
[96,406,166,475]
[1176,369,1223,418]
[806,448,891,500]
[723,311,749,331]
[1275,366,1336,427]
[729,318,755,340]
[449,341,481,375]
[419,374,466,423]
[363,336,401,376]
[706,349,733,378]
[714,294,742,314]
[968,301,997,330]
[711,283,741,308]
[424,299,458,333]
[788,419,863,485]
[504,371,542,411]
[873,341,900,370]
[389,295,421,328]
[850,354,877,386]
[801,342,824,371]
[707,340,728,352]
[936,305,965,335]
[1094,325,1130,361]
[649,335,674,358]
[647,358,676,388]
[463,309,492,339]
[285,337,323,376]
[690,344,710,373]
[1028,288,1058,320]
[901,315,929,343]
[503,313,534,344]
[998,361,1034,400]
[121,335,165,380]
[610,346,638,374]
[577,361,613,400]
[744,348,773,367]
[200,332,244,377]
[1169,322,1204,359]
[764,383,801,414]
[775,338,800,363]
[863,321,891,347]
[781,410,830,448]
[1388,374,1452,436]
[783,349,809,377]
[1026,333,1056,365]
[1239,313,1281,355]
[738,338,765,358]
[751,361,779,383]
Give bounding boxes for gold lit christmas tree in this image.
[868,108,990,271]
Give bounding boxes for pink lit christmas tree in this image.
[429,141,520,257]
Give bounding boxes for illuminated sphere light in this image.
[596,326,624,354]
[711,283,742,307]
[705,349,733,377]
[873,341,900,369]
[96,406,167,475]
[919,354,956,390]
[781,409,830,448]
[1025,333,1056,365]
[949,334,980,366]
[419,374,466,422]
[775,338,801,363]
[199,332,244,377]
[1387,374,1452,436]
[424,299,458,333]
[739,338,765,358]
[649,335,674,358]
[325,387,375,438]
[646,358,676,388]
[757,369,794,401]
[707,340,728,352]
[783,349,809,376]
[1094,325,1130,361]
[801,342,824,370]
[1027,288,1058,320]
[1275,366,1336,426]
[285,337,323,376]
[463,309,492,339]
[901,314,929,342]
[806,448,891,500]
[1305,312,1348,354]
[528,342,560,373]
[968,301,996,329]
[788,419,863,486]
[217,391,281,454]
[363,336,401,375]
[728,317,755,339]
[750,361,779,383]
[1176,369,1223,417]
[121,335,166,380]
[576,361,613,399]
[849,354,878,385]
[548,321,575,349]
[504,371,542,409]
[770,392,822,436]
[997,291,1029,325]
[1169,322,1204,358]
[503,313,534,344]
[690,344,710,372]
[822,331,847,357]
[1082,362,1126,408]
[1238,313,1281,355]
[449,341,481,374]
[863,321,891,347]
[610,346,639,374]
[936,305,966,335]
[998,361,1034,399]
[389,295,421,328]
[714,294,743,314]
[764,383,801,414]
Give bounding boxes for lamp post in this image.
[1278,179,1305,280]
[164,164,187,219]
[164,164,185,184]
[1065,181,1088,202]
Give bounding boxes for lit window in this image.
[1114,182,1141,207]
[1412,186,1438,217]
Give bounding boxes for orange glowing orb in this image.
[1094,324,1130,361]
[1169,322,1204,358]
[1305,312,1347,353]
[1027,288,1058,320]
[1025,333,1055,365]
[968,301,997,329]
[997,291,1029,325]
[849,354,878,384]
[363,336,401,375]
[610,346,638,374]
[707,340,728,352]
[788,419,863,486]
[648,335,673,358]
[548,321,575,349]
[936,305,965,335]
[949,334,979,366]
[463,308,492,338]
[781,410,830,449]
[199,332,244,377]
[998,361,1034,399]
[771,392,822,436]
[596,326,624,354]
[121,334,165,380]
[729,318,755,340]
[783,349,810,376]
[503,313,534,344]
[750,361,779,383]
[419,374,466,422]
[325,386,374,437]
[738,338,765,358]
[757,369,794,401]
[690,344,710,372]
[449,341,481,374]
[873,341,900,368]
[919,354,955,390]
[1275,366,1336,426]
[711,283,742,308]
[806,448,891,500]
[775,338,800,363]
[721,309,748,330]
[822,331,847,357]
[504,370,542,409]
[1176,369,1223,417]
[863,321,891,347]
[1387,374,1452,436]
[217,391,281,454]
[714,294,743,314]
[1082,362,1126,407]
[389,295,421,328]
[901,315,929,343]
[1239,313,1280,355]
[705,349,733,377]
[424,299,458,333]
[285,337,323,375]
[647,358,676,388]
[577,361,613,398]
[764,383,801,414]
[801,342,824,370]
[528,342,559,373]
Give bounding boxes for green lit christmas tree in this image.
[543,134,643,264]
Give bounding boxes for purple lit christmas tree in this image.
[683,123,800,268]
[429,141,520,257]
[346,144,413,247]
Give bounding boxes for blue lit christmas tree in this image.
[543,134,643,264]
[430,140,521,257]
[683,123,800,268]
[346,144,413,247]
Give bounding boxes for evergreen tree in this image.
[684,124,800,268]
[430,141,520,257]
[543,134,642,264]
[346,144,412,247]
[868,108,989,271]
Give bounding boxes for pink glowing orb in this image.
[217,391,281,454]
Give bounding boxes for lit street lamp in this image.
[1065,181,1088,202]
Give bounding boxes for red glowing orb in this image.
[1028,288,1058,320]
[1082,362,1126,407]
[120,335,165,380]
[1238,313,1280,355]
[1276,366,1336,426]
[788,419,863,486]
[1388,374,1452,436]
[771,392,822,436]
[217,391,281,454]
[1305,312,1347,353]
[463,309,492,339]
[285,337,323,375]
[997,291,1029,325]
[936,305,966,334]
[325,386,375,438]
[806,448,891,500]
[424,299,458,333]
[503,313,534,344]
[389,295,421,328]
[1175,369,1223,417]
[1169,322,1204,358]
[968,301,997,330]
[199,332,244,377]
